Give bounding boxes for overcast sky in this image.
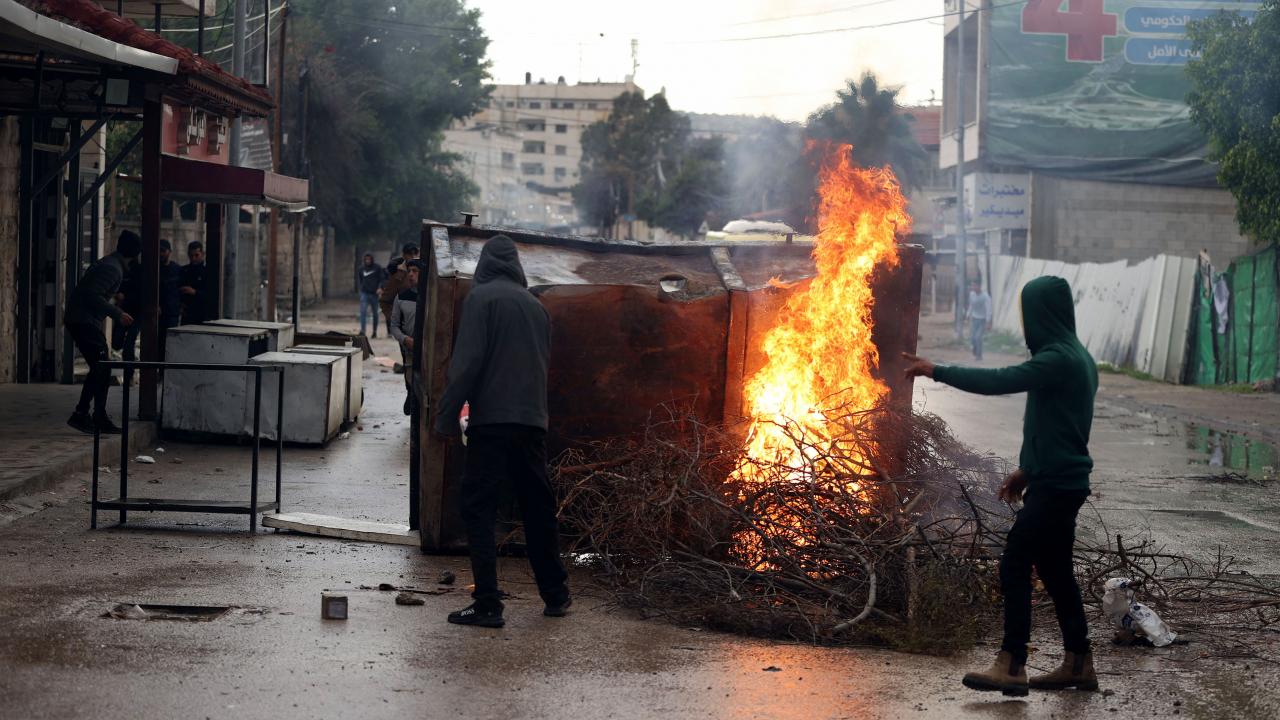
[468,0,946,121]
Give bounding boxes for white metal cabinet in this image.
[286,345,364,424]
[205,319,296,351]
[250,351,345,445]
[162,325,271,436]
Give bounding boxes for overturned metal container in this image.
[412,222,924,551]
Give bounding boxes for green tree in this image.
[575,91,727,237]
[1187,2,1280,244]
[724,117,803,220]
[284,0,491,242]
[806,73,929,193]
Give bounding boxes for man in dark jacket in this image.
[434,235,570,628]
[158,239,182,356]
[389,260,421,415]
[357,253,386,337]
[179,241,207,325]
[64,230,140,434]
[903,276,1098,696]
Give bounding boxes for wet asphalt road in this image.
[1,312,1278,719]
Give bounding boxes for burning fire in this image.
[734,143,909,490]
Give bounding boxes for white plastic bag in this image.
[1102,578,1177,647]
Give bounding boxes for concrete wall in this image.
[0,118,17,384]
[272,222,329,311]
[1030,175,1248,265]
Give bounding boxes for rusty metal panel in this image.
[415,223,923,551]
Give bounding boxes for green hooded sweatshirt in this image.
[932,276,1097,492]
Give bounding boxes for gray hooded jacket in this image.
[434,236,550,435]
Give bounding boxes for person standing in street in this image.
[903,276,1098,697]
[64,230,140,434]
[357,253,386,338]
[434,235,570,629]
[179,241,207,325]
[379,242,420,337]
[967,278,993,361]
[389,260,421,416]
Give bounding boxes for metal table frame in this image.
[91,361,285,532]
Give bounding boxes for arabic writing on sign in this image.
[1124,37,1202,65]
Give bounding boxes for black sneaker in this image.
[543,594,572,618]
[95,417,122,435]
[67,412,96,435]
[447,603,505,628]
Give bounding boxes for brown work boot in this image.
[962,650,1029,696]
[1029,651,1098,691]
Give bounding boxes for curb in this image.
[0,422,158,504]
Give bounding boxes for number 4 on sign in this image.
[1022,0,1119,63]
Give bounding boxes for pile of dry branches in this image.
[553,404,1280,655]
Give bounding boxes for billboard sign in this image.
[986,1,1261,186]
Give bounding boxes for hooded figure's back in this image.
[933,276,1098,491]
[434,235,550,435]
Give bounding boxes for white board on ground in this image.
[263,512,419,546]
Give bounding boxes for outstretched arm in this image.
[903,349,1067,395]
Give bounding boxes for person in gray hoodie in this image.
[64,230,140,434]
[434,235,569,628]
[389,260,421,415]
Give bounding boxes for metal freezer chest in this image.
[205,319,296,351]
[286,345,364,424]
[162,325,272,437]
[250,351,346,445]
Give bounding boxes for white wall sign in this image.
[965,173,1030,229]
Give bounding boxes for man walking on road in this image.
[357,253,386,338]
[967,278,993,361]
[434,235,570,629]
[903,275,1098,697]
[64,230,140,435]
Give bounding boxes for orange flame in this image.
[734,143,910,490]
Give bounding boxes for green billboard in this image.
[986,1,1261,185]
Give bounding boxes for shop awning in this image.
[109,1,218,19]
[0,0,177,73]
[161,154,309,211]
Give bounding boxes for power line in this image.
[728,0,913,27]
[706,0,1026,43]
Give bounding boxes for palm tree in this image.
[805,72,929,194]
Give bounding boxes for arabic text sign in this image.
[964,173,1030,230]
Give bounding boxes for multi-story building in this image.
[939,0,1254,267]
[446,74,640,230]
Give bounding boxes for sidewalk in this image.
[0,384,155,506]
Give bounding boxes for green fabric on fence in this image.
[1217,266,1236,385]
[1248,247,1278,384]
[1232,257,1255,384]
[1191,268,1217,385]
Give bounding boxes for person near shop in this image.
[179,241,207,325]
[379,242,420,337]
[64,230,140,434]
[357,253,386,338]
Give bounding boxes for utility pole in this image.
[267,2,287,320]
[953,0,968,338]
[224,0,248,318]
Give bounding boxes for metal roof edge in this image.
[0,0,176,74]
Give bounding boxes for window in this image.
[505,101,514,108]
[501,151,515,169]
[528,101,542,109]
[554,145,567,156]
[562,101,575,109]
[554,167,567,181]
[522,140,545,154]
[554,124,568,134]
[522,120,546,132]
[521,162,545,176]
[586,102,598,109]
[549,101,560,109]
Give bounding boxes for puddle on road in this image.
[1186,425,1278,479]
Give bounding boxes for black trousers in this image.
[67,322,111,420]
[1001,487,1091,664]
[461,426,569,610]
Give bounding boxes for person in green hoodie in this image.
[902,275,1099,696]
